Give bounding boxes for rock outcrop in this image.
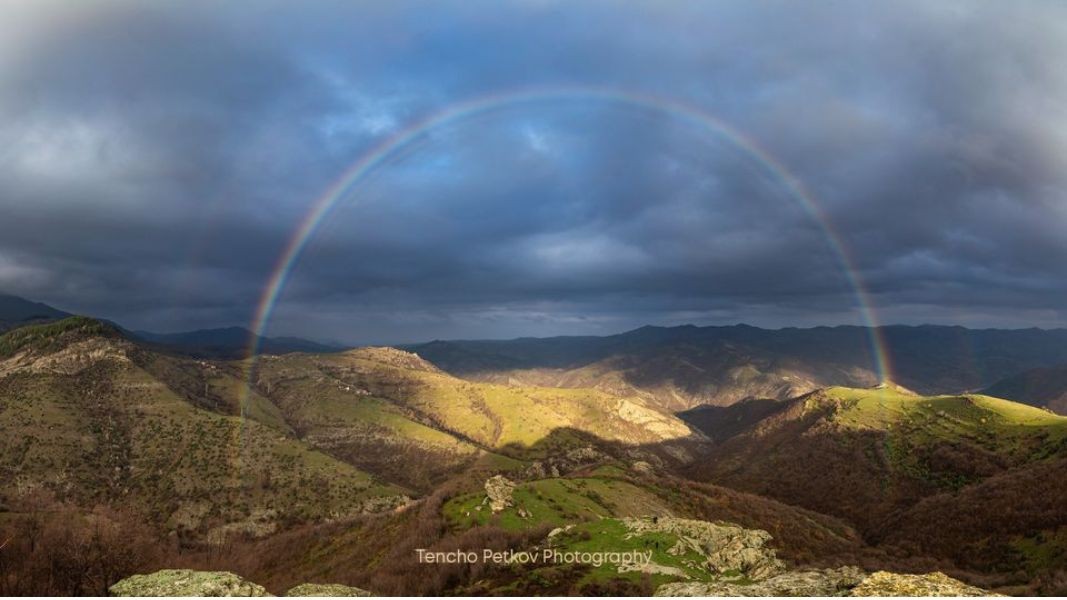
[484,475,516,513]
[656,568,995,597]
[636,518,997,597]
[110,571,380,597]
[629,460,655,475]
[623,516,786,580]
[849,571,992,597]
[109,569,268,597]
[285,583,373,596]
[524,446,609,479]
[657,566,864,596]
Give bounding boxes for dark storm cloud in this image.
[1,0,1065,342]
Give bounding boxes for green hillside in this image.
[692,385,1067,533]
[0,319,407,540]
[1,320,698,539]
[824,385,1067,456]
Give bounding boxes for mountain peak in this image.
[0,293,71,333]
[345,346,441,372]
[0,315,121,358]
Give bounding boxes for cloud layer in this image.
[2,0,1066,343]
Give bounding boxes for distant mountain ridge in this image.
[983,363,1067,414]
[0,292,340,357]
[0,293,71,332]
[408,323,1067,410]
[8,291,1067,404]
[132,326,342,358]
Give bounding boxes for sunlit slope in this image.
[0,318,406,536]
[443,476,673,531]
[824,385,1067,452]
[250,350,497,490]
[690,385,1067,533]
[414,325,1067,411]
[252,347,695,456]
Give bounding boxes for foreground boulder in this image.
[285,583,373,596]
[109,569,268,597]
[657,567,995,597]
[656,566,865,596]
[849,571,992,596]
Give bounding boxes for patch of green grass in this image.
[443,477,670,532]
[588,464,629,478]
[471,451,528,472]
[552,518,720,587]
[307,393,475,452]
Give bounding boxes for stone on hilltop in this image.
[484,475,516,513]
[109,569,268,597]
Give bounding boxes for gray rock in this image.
[285,583,373,596]
[849,571,996,596]
[624,516,786,580]
[484,475,516,513]
[109,569,268,597]
[630,460,655,475]
[656,566,865,596]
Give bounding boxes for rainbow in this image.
[242,86,893,398]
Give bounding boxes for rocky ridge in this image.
[656,568,994,597]
[109,570,269,597]
[622,516,786,580]
[109,570,375,597]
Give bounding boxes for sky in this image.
[1,0,1066,344]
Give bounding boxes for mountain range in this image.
[0,293,340,358]
[0,293,71,331]
[409,324,1067,414]
[8,293,1067,413]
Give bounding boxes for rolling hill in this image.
[687,384,1067,587]
[245,345,699,490]
[0,317,407,538]
[0,316,699,539]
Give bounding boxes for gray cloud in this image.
[1,0,1066,343]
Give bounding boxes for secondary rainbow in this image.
[243,86,894,396]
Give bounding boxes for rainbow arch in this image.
[244,86,893,392]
